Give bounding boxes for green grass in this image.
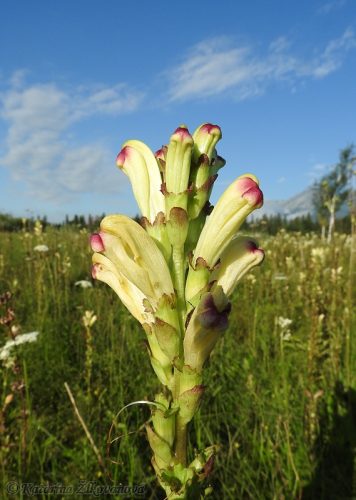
[0,227,355,499]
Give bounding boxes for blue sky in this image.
[0,0,355,221]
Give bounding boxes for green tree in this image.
[313,146,354,242]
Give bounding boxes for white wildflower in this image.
[34,244,49,253]
[75,280,93,289]
[277,317,293,342]
[277,317,293,330]
[82,310,97,328]
[0,331,40,361]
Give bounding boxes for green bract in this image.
[91,123,264,499]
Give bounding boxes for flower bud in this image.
[166,126,193,194]
[164,127,193,215]
[192,123,222,164]
[155,146,168,178]
[188,124,222,220]
[155,146,167,162]
[210,238,265,296]
[184,287,230,372]
[188,155,217,220]
[116,140,165,223]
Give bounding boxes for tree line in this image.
[0,144,354,237]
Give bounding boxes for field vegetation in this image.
[0,221,355,499]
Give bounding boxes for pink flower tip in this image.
[245,240,258,252]
[116,146,131,167]
[155,146,167,160]
[200,123,222,136]
[236,177,264,208]
[245,241,265,260]
[90,233,105,253]
[172,126,192,142]
[91,263,100,279]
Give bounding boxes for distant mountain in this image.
[253,187,349,220]
[253,187,315,220]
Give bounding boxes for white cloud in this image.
[318,0,347,15]
[167,29,356,101]
[312,28,356,77]
[0,78,143,201]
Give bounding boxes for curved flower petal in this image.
[192,174,263,268]
[210,238,265,296]
[92,252,153,324]
[117,140,165,223]
[91,215,174,305]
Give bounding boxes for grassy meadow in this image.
[0,224,355,499]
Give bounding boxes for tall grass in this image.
[0,226,354,499]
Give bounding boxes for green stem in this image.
[170,244,189,467]
[172,369,188,466]
[175,419,188,466]
[172,245,186,335]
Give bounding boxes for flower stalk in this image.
[91,122,264,498]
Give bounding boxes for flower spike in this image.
[92,121,264,499]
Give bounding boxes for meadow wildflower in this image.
[0,331,39,362]
[91,123,264,498]
[34,244,49,253]
[74,280,93,289]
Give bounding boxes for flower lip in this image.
[91,263,100,279]
[243,186,264,207]
[116,145,132,167]
[200,123,221,136]
[172,126,192,141]
[90,233,105,253]
[244,240,265,260]
[236,176,263,208]
[155,146,167,160]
